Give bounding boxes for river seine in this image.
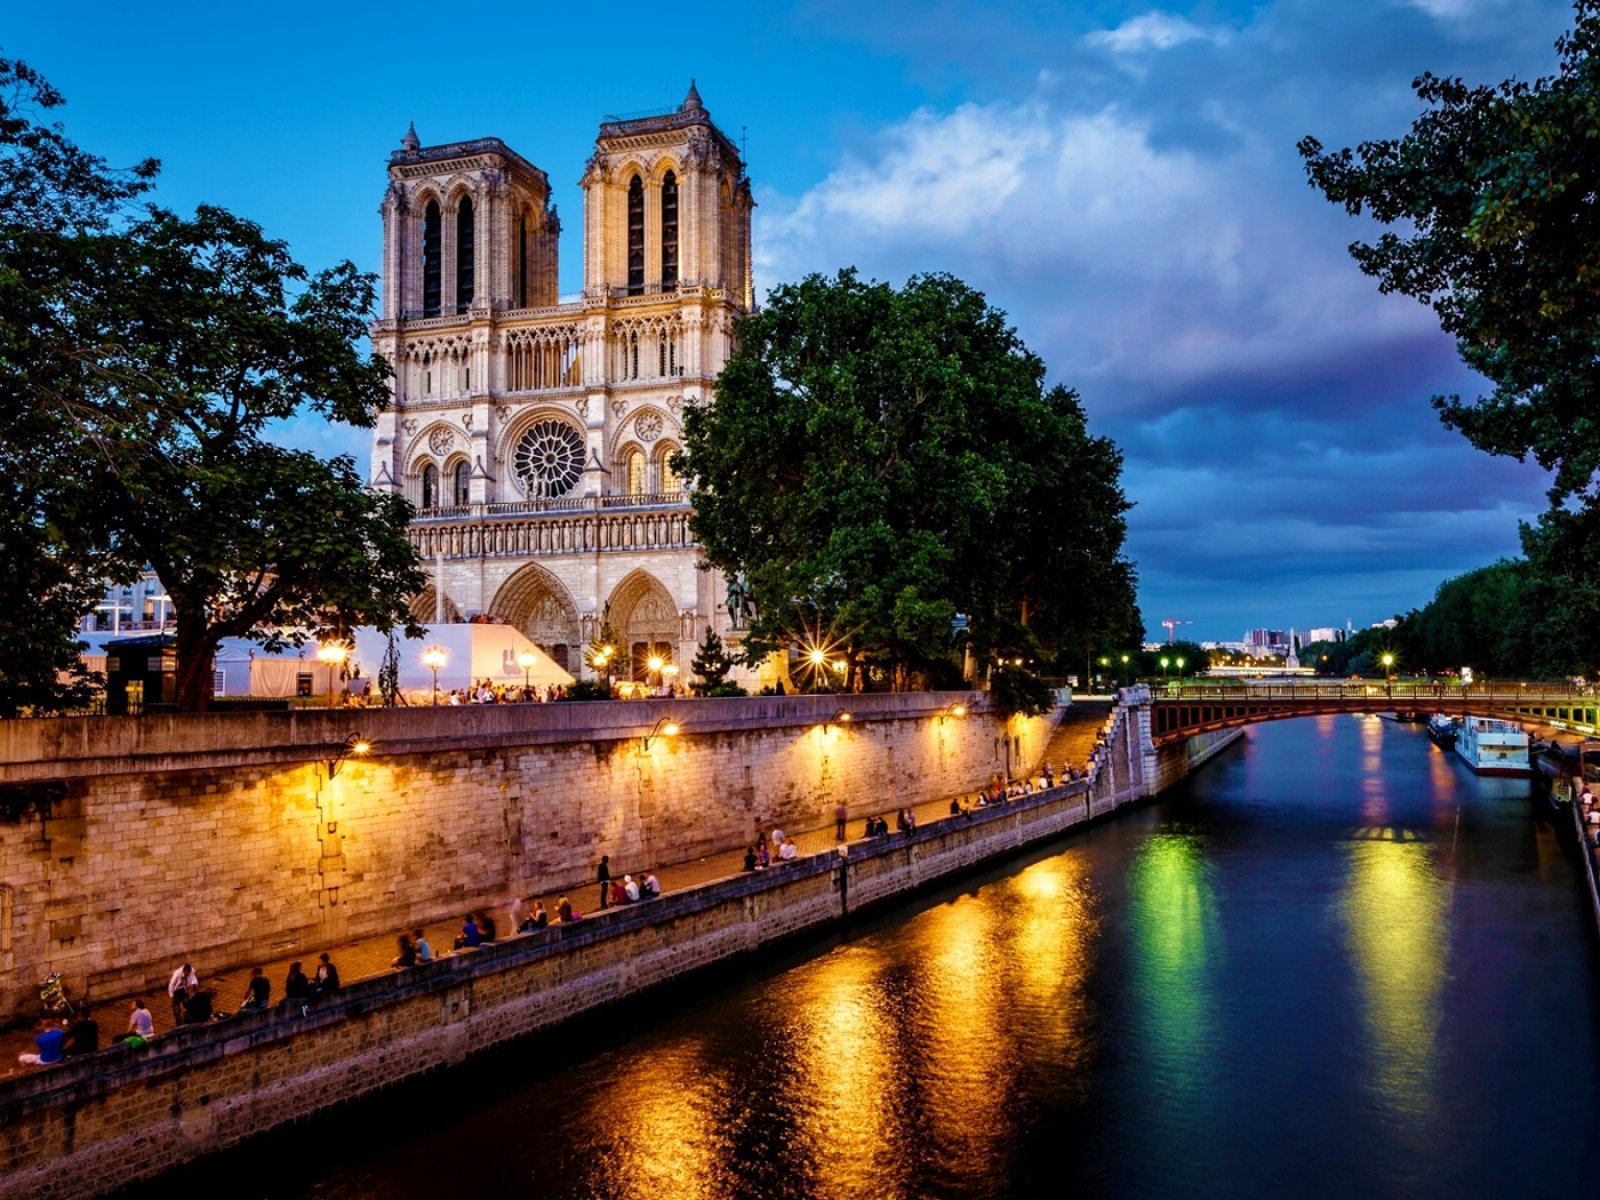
[173,715,1600,1199]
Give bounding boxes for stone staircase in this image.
[1037,698,1115,775]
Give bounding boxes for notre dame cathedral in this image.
[368,83,755,679]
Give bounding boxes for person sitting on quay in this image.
[63,1007,99,1058]
[18,1017,65,1067]
[556,896,578,922]
[240,966,271,1011]
[184,988,215,1024]
[114,999,154,1045]
[414,929,433,962]
[743,844,759,872]
[779,838,799,863]
[167,961,199,1027]
[1043,764,1055,789]
[392,934,417,970]
[641,872,661,899]
[624,874,641,903]
[478,910,498,943]
[312,952,341,997]
[757,840,771,869]
[455,914,482,950]
[284,962,311,1010]
[523,900,549,929]
[609,879,629,906]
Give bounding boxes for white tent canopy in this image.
[348,624,574,696]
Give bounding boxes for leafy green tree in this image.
[2,60,422,711]
[1300,3,1600,672]
[583,612,628,689]
[689,624,734,696]
[676,269,1139,695]
[0,57,158,714]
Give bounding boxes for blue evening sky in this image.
[8,1,1577,642]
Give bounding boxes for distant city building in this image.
[1372,618,1399,630]
[80,568,172,636]
[1244,628,1289,658]
[1307,627,1344,645]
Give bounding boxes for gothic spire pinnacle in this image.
[682,79,703,113]
[401,121,420,151]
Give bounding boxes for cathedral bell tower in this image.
[580,81,755,308]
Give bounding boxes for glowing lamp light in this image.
[643,717,680,750]
[809,649,827,666]
[648,655,665,673]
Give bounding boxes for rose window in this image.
[512,420,585,498]
[427,426,455,454]
[635,411,663,443]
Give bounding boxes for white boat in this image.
[1454,717,1531,776]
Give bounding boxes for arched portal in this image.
[492,563,581,672]
[607,569,679,682]
[407,586,464,625]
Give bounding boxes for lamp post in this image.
[1381,652,1395,700]
[1160,656,1170,684]
[422,645,447,705]
[316,641,350,707]
[1120,653,1130,688]
[517,650,537,696]
[1175,655,1186,683]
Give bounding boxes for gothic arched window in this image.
[655,444,680,495]
[422,463,438,509]
[626,448,647,496]
[661,171,679,290]
[627,175,644,295]
[422,202,441,317]
[456,197,475,312]
[453,461,470,505]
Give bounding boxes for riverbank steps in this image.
[0,696,1211,1200]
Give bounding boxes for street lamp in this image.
[642,717,680,750]
[317,641,350,707]
[1160,656,1170,682]
[647,654,665,685]
[1175,656,1186,681]
[517,649,537,695]
[939,701,969,724]
[1120,653,1130,687]
[326,733,372,780]
[422,645,447,705]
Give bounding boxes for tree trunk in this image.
[173,604,216,712]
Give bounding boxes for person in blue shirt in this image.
[18,1019,66,1066]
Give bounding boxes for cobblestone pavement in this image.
[2,761,1082,1079]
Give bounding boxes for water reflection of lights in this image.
[787,947,898,1199]
[1129,834,1217,1102]
[592,1045,724,1199]
[1343,836,1449,1136]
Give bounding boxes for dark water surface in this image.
[182,717,1600,1199]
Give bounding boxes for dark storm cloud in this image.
[762,0,1576,638]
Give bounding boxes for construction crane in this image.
[1161,617,1192,644]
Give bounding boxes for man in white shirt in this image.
[167,963,198,1026]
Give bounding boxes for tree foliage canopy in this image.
[676,269,1140,692]
[0,58,421,713]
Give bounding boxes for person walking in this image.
[835,801,848,841]
[597,854,612,909]
[167,962,198,1027]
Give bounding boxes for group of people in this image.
[17,1006,100,1066]
[593,855,663,907]
[741,827,800,871]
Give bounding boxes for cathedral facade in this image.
[368,84,755,679]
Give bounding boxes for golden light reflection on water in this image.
[1128,833,1216,1101]
[786,945,900,1199]
[591,1045,725,1200]
[1343,835,1450,1135]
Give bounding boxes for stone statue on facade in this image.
[726,573,755,629]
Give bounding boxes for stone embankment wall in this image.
[0,688,1210,1200]
[0,694,1056,1025]
[0,770,1121,1200]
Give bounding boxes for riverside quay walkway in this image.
[1149,680,1596,746]
[0,702,1119,1081]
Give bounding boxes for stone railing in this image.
[409,505,694,560]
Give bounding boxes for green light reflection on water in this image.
[1128,830,1217,1107]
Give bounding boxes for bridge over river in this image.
[1149,680,1599,746]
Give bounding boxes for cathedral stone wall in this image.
[0,695,1056,1025]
